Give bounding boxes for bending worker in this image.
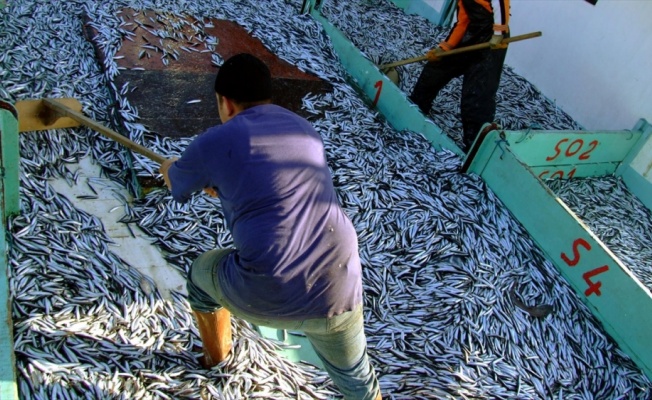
[159,53,381,400]
[410,0,510,151]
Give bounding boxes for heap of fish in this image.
[1,0,651,399]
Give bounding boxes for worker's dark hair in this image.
[214,53,272,104]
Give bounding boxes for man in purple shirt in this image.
[160,53,381,400]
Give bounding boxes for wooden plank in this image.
[42,99,167,165]
[0,103,19,400]
[379,32,542,70]
[15,98,82,132]
[466,130,652,381]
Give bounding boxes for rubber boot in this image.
[192,308,233,368]
[462,126,479,153]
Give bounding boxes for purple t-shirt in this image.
[168,104,362,320]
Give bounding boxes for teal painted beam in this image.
[466,130,652,381]
[1,103,21,216]
[506,129,643,167]
[504,123,652,208]
[527,162,620,180]
[438,0,457,26]
[308,7,464,157]
[0,217,17,400]
[0,104,19,400]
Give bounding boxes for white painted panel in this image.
[506,0,652,131]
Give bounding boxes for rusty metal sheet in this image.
[83,8,331,138]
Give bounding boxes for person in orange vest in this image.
[410,0,510,151]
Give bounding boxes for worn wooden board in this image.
[114,70,330,138]
[14,98,82,133]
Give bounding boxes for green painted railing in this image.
[497,122,652,214]
[0,101,19,400]
[504,125,650,181]
[0,104,21,216]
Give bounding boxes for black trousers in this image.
[409,45,508,150]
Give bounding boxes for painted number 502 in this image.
[546,138,599,162]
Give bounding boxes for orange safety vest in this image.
[439,0,510,51]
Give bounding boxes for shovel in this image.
[15,98,166,164]
[379,31,542,84]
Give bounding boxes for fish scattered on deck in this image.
[1,0,651,399]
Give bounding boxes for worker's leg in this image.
[187,257,379,398]
[460,47,508,150]
[409,59,460,115]
[210,295,381,399]
[303,305,381,400]
[186,249,236,367]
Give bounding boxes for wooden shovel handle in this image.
[43,98,167,165]
[379,31,542,70]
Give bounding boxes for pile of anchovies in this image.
[2,0,651,399]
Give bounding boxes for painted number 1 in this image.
[560,238,610,297]
[373,80,382,108]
